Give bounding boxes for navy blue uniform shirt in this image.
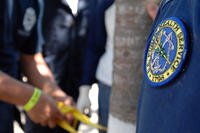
[80,0,114,85]
[137,0,200,133]
[0,1,41,133]
[0,0,41,78]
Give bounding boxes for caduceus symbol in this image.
[150,29,175,74]
[154,30,171,64]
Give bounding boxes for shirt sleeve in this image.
[16,0,44,55]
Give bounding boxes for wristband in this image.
[23,87,42,112]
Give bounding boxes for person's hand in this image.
[76,85,91,113]
[27,92,65,128]
[50,88,74,105]
[48,88,75,124]
[145,0,159,20]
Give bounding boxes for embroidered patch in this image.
[144,17,188,86]
[23,7,36,32]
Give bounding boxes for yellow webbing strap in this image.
[57,102,107,133]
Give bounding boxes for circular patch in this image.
[144,17,188,86]
[23,7,36,32]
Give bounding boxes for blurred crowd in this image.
[0,0,159,133]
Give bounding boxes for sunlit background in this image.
[62,0,79,15]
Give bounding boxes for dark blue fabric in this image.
[15,0,41,55]
[0,0,41,78]
[0,102,14,133]
[0,1,41,132]
[80,0,114,85]
[98,82,111,133]
[25,116,66,133]
[25,0,91,132]
[137,0,200,133]
[41,0,91,101]
[42,0,77,102]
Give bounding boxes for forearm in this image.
[20,53,74,105]
[0,71,33,106]
[21,53,58,94]
[0,72,69,127]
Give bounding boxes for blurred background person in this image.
[77,0,115,133]
[43,0,90,102]
[25,0,91,132]
[0,0,73,133]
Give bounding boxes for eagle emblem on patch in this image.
[144,17,188,86]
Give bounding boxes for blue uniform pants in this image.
[25,115,67,133]
[0,101,14,133]
[98,81,111,133]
